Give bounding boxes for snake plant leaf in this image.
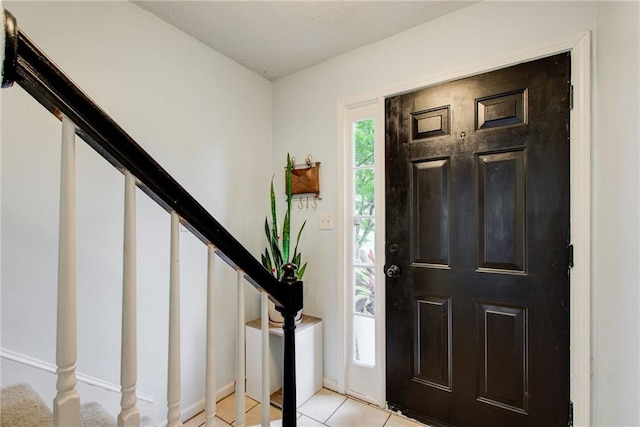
[264,218,271,245]
[282,209,291,263]
[292,252,301,268]
[263,219,276,276]
[270,233,283,268]
[269,177,278,243]
[292,219,307,261]
[262,250,272,275]
[286,153,293,212]
[298,262,307,279]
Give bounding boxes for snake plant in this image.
[262,153,307,279]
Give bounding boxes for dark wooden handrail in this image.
[1,9,302,313]
[2,8,300,424]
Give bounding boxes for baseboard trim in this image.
[171,382,234,426]
[216,381,236,402]
[322,377,338,392]
[0,348,154,404]
[181,397,205,423]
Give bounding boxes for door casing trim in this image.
[336,31,591,425]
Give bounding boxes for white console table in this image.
[245,315,323,407]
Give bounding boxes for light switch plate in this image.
[319,212,334,230]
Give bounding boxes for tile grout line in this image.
[321,396,349,425]
[188,390,427,427]
[380,409,392,427]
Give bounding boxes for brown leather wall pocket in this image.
[290,164,320,196]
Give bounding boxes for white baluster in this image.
[167,212,183,427]
[235,270,246,427]
[205,244,217,427]
[118,171,139,427]
[53,116,80,427]
[261,292,270,427]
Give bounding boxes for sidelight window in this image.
[352,118,376,366]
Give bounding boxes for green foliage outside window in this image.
[354,119,376,316]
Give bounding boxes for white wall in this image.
[592,2,640,424]
[1,1,271,423]
[272,1,639,425]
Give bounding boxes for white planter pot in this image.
[268,300,303,326]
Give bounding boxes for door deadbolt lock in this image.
[386,264,401,279]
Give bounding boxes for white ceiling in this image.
[132,1,476,80]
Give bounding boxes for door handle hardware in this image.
[386,264,401,279]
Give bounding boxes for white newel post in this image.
[167,212,183,427]
[235,270,246,427]
[205,244,217,427]
[53,117,80,427]
[261,292,270,427]
[118,171,139,427]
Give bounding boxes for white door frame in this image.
[341,103,386,404]
[336,32,591,425]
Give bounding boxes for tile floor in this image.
[183,388,428,427]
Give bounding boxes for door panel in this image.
[414,295,452,390]
[477,302,527,414]
[477,149,526,272]
[411,158,450,267]
[385,53,570,427]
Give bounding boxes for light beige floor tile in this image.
[385,413,427,427]
[212,415,233,426]
[242,403,282,427]
[297,414,327,426]
[216,393,259,425]
[298,388,346,424]
[184,411,206,427]
[183,411,231,427]
[326,398,390,427]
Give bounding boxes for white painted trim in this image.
[120,170,139,427]
[335,104,347,396]
[55,116,80,427]
[260,292,270,427]
[167,211,182,427]
[339,32,588,108]
[0,348,154,404]
[373,98,387,409]
[205,244,217,427]
[215,381,236,403]
[234,269,246,427]
[342,103,383,404]
[322,377,338,392]
[180,398,205,424]
[568,32,591,427]
[336,31,591,425]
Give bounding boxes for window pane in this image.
[354,119,375,167]
[354,266,375,315]
[353,314,376,365]
[354,168,375,216]
[354,218,375,264]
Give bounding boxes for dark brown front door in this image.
[385,54,571,427]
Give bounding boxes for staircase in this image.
[1,8,303,427]
[0,384,152,427]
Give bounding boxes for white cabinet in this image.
[245,315,323,407]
